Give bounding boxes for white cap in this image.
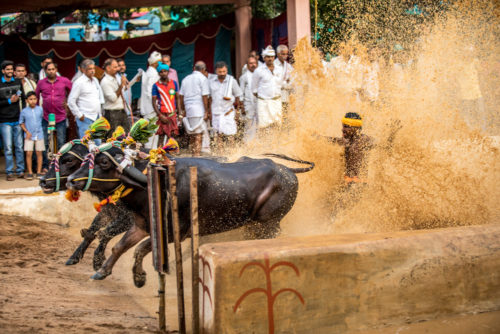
[148,51,162,65]
[262,45,276,57]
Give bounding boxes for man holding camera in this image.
[0,60,25,180]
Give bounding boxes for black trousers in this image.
[104,109,131,137]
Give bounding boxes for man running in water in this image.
[324,112,374,186]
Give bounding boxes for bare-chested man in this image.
[325,112,374,186]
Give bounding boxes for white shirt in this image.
[71,70,83,83]
[116,73,132,114]
[208,75,242,116]
[330,55,362,93]
[274,58,293,102]
[68,74,103,121]
[92,32,105,41]
[179,71,209,118]
[140,66,159,117]
[241,60,264,75]
[239,70,257,112]
[251,65,282,100]
[100,73,124,110]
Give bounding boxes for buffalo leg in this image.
[93,216,135,271]
[65,213,107,266]
[91,223,148,280]
[132,238,152,288]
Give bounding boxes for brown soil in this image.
[0,214,159,334]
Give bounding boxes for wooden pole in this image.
[158,272,166,332]
[168,165,186,334]
[190,167,200,334]
[147,165,166,332]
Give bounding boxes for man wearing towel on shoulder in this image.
[252,46,283,135]
[140,51,161,148]
[208,61,242,151]
[274,44,293,120]
[239,55,259,142]
[179,61,210,156]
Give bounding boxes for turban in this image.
[341,112,363,128]
[157,62,170,73]
[148,51,162,65]
[262,46,276,57]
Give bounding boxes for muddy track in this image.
[0,214,158,333]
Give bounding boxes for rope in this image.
[82,152,95,191]
[71,177,121,182]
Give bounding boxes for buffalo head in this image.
[39,140,89,193]
[66,143,148,193]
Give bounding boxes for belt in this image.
[257,95,281,100]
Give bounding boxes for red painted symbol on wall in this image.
[199,254,213,333]
[233,255,305,334]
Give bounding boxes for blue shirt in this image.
[19,105,44,140]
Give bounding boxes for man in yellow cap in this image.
[326,112,373,186]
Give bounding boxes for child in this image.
[19,91,44,180]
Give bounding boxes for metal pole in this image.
[190,167,200,334]
[168,165,186,334]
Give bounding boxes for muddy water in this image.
[227,0,499,237]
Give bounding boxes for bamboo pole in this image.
[190,167,200,334]
[168,165,186,334]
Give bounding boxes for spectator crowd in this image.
[0,41,489,180]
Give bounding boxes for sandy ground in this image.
[0,214,160,333]
[0,206,241,334]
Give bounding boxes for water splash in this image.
[228,1,499,236]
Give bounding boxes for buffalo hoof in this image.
[133,272,147,288]
[93,255,105,271]
[65,257,80,266]
[91,270,110,280]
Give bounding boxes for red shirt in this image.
[35,76,72,123]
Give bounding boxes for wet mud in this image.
[0,214,157,334]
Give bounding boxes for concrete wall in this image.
[0,190,97,227]
[198,224,500,334]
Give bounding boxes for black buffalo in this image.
[39,141,138,271]
[66,148,314,286]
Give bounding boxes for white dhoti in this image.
[143,112,159,149]
[257,98,282,128]
[243,103,257,142]
[183,117,211,153]
[211,110,237,136]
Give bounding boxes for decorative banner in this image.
[0,13,235,100]
[252,12,288,54]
